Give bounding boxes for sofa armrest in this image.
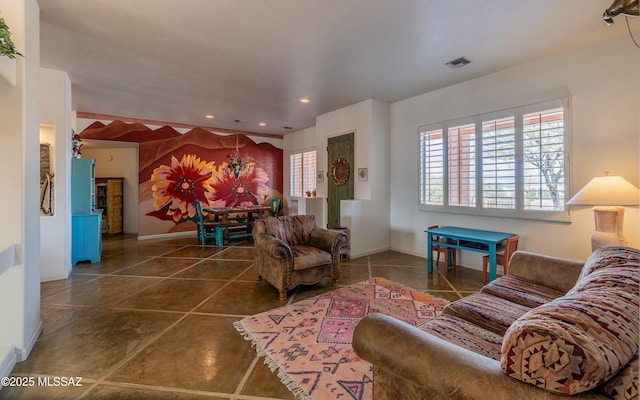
[253,232,292,261]
[507,251,584,293]
[309,228,347,254]
[353,314,605,400]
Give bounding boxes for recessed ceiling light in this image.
[299,98,310,104]
[258,122,266,127]
[205,115,214,119]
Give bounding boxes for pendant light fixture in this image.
[224,119,253,180]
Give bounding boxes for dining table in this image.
[204,205,272,224]
[203,205,272,246]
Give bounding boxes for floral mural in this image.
[149,154,272,222]
[150,154,218,222]
[78,120,283,236]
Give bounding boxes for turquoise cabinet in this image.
[72,211,103,265]
[71,158,102,265]
[72,158,95,214]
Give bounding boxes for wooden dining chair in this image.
[194,200,219,245]
[428,225,457,272]
[269,197,281,217]
[482,235,519,284]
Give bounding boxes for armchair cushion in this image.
[291,245,332,270]
[281,214,315,245]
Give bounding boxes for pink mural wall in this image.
[79,120,283,236]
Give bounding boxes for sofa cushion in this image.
[291,245,332,270]
[570,264,639,295]
[597,353,639,400]
[443,293,531,335]
[481,275,565,308]
[419,314,503,361]
[577,246,639,281]
[501,287,639,395]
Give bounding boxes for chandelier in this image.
[224,119,253,180]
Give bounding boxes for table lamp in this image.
[566,172,640,251]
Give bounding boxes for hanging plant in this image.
[0,16,23,59]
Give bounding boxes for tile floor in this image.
[1,234,483,400]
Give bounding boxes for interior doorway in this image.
[327,133,354,229]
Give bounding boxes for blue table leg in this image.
[427,233,433,273]
[215,226,225,247]
[489,243,497,282]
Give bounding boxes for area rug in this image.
[233,277,448,400]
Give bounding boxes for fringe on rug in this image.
[233,320,312,400]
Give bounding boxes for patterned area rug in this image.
[234,277,449,400]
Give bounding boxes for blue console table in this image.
[425,226,516,282]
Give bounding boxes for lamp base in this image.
[591,206,627,252]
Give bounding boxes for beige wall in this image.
[285,34,639,264]
[389,34,640,264]
[81,146,139,234]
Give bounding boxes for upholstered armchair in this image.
[252,215,349,300]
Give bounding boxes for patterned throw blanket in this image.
[234,278,448,400]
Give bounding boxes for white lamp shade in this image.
[567,175,640,206]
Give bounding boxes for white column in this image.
[0,0,42,381]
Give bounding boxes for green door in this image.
[327,133,354,229]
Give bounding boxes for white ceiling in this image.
[38,0,634,135]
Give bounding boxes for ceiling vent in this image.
[445,57,472,69]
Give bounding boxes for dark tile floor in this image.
[2,234,483,400]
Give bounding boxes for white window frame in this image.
[289,149,317,198]
[418,97,571,222]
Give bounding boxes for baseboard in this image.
[15,320,42,362]
[349,246,390,259]
[389,246,483,271]
[0,346,16,386]
[40,271,71,283]
[137,230,196,241]
[389,246,426,259]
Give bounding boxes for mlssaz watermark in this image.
[1,376,83,387]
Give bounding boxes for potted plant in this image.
[0,16,22,59]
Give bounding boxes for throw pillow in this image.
[501,288,639,395]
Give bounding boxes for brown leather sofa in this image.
[353,247,639,399]
[252,215,349,300]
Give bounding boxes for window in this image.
[482,116,516,209]
[448,123,476,208]
[419,98,570,221]
[522,107,566,212]
[290,150,317,197]
[419,128,444,205]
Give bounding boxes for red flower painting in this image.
[212,161,270,206]
[150,154,272,222]
[151,154,217,222]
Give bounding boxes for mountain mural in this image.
[78,120,283,236]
